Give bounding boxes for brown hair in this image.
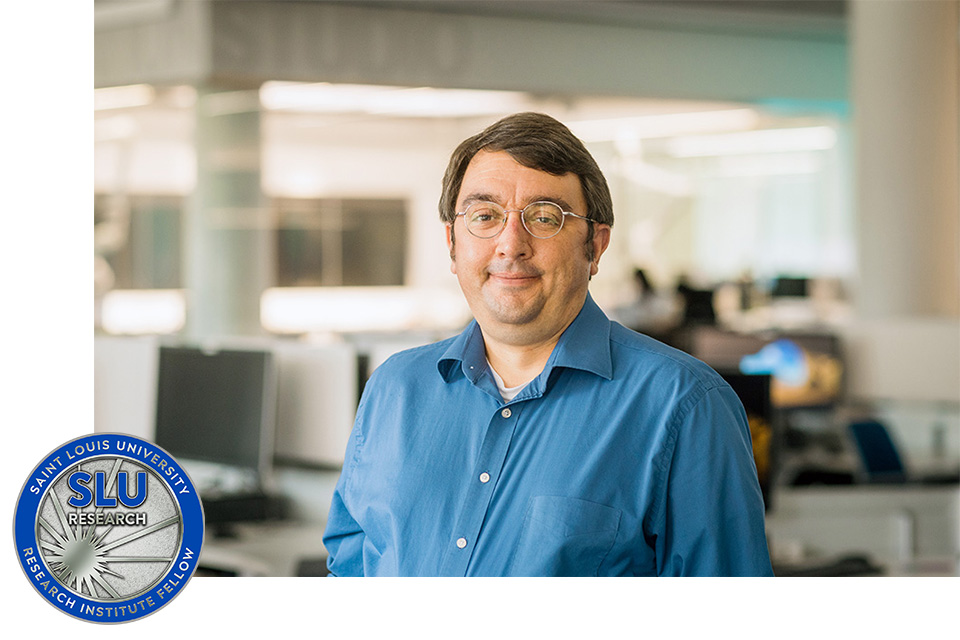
[439,112,614,233]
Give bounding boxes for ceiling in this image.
[343,0,848,40]
[94,1,848,40]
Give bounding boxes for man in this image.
[323,112,773,576]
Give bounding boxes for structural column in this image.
[184,86,274,339]
[850,0,960,318]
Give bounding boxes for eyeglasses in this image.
[455,201,593,239]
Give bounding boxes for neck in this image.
[477,296,590,388]
[482,331,562,389]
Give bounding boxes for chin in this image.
[481,293,545,326]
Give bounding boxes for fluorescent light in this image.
[667,126,837,157]
[101,289,185,334]
[94,84,155,111]
[167,85,197,109]
[94,115,138,141]
[568,108,760,142]
[260,287,470,333]
[617,159,693,197]
[260,82,529,118]
[716,153,823,176]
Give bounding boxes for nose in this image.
[494,210,532,258]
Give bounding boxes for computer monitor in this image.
[770,276,809,298]
[677,286,716,325]
[719,371,777,511]
[272,342,358,469]
[688,327,844,409]
[738,333,843,409]
[154,346,277,487]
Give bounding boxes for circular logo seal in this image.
[13,433,204,623]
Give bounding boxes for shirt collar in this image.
[437,319,488,384]
[437,293,613,386]
[544,293,613,381]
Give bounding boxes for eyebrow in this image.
[458,193,578,213]
[458,193,500,209]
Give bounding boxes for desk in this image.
[766,484,960,575]
[199,521,328,577]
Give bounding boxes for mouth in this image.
[487,271,540,286]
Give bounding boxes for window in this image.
[274,197,407,287]
[95,194,183,290]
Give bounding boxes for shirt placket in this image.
[437,402,522,576]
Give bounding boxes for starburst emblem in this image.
[36,456,181,601]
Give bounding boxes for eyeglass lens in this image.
[464,202,565,239]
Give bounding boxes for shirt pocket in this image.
[507,495,622,577]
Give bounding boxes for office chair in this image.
[848,420,907,483]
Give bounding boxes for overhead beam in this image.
[96,0,847,105]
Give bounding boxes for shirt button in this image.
[501,408,512,418]
[456,537,467,549]
[479,472,490,484]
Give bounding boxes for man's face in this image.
[447,150,611,347]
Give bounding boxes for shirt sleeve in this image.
[322,415,366,577]
[656,383,774,576]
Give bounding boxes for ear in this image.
[589,224,612,277]
[445,223,457,274]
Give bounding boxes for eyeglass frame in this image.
[454,200,595,240]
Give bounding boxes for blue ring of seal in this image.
[13,433,204,623]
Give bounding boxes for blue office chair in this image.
[847,420,907,483]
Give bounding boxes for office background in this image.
[86,0,959,578]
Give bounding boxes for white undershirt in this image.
[487,360,532,402]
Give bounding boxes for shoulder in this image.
[351,338,457,444]
[370,336,456,378]
[361,335,459,399]
[607,322,727,392]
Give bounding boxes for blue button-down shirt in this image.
[323,295,773,576]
